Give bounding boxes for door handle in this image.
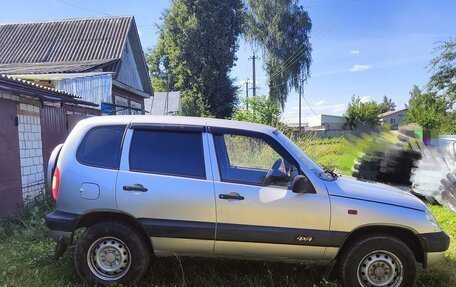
[219,193,245,200]
[123,184,148,192]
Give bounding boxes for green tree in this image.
[378,96,396,113]
[147,0,243,118]
[404,85,449,131]
[244,0,312,108]
[427,40,456,102]
[344,95,381,129]
[148,0,312,117]
[404,41,456,134]
[233,96,281,125]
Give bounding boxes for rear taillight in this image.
[52,167,60,201]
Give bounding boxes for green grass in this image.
[296,137,356,175]
[1,139,456,287]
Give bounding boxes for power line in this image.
[269,8,349,83]
[55,0,157,28]
[55,0,111,16]
[303,92,318,116]
[268,0,363,84]
[256,15,307,84]
[269,80,288,89]
[267,5,339,82]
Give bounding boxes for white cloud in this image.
[360,96,370,103]
[138,30,143,37]
[315,100,326,106]
[350,64,372,72]
[350,49,361,55]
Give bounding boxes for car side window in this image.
[76,125,126,169]
[129,130,206,179]
[213,133,299,187]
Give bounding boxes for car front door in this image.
[209,129,331,261]
[116,125,216,255]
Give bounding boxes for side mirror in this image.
[292,175,316,194]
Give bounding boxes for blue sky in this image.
[1,0,454,123]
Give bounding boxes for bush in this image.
[0,192,54,242]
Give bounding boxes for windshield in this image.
[274,131,324,175]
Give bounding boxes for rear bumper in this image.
[45,211,79,258]
[45,211,79,233]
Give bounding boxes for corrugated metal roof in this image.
[0,59,115,74]
[0,73,97,106]
[379,109,407,118]
[0,16,132,65]
[0,74,79,98]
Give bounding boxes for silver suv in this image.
[45,116,449,286]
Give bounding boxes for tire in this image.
[339,234,417,287]
[74,221,150,286]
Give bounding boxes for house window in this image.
[130,100,143,115]
[390,118,396,124]
[115,96,129,115]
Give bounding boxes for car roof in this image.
[81,115,277,134]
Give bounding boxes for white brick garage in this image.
[0,75,98,216]
[18,103,44,200]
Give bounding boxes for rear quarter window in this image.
[76,125,126,169]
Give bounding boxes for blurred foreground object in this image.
[349,124,456,212]
[350,126,421,186]
[411,136,456,211]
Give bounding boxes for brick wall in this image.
[17,103,45,201]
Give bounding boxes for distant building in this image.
[306,114,345,131]
[145,91,181,115]
[0,16,153,114]
[379,109,407,130]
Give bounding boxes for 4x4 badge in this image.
[296,236,313,242]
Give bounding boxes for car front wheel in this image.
[339,234,417,287]
[74,221,150,285]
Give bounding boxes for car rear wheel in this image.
[339,234,416,287]
[75,221,150,285]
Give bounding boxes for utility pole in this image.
[245,78,249,109]
[299,73,305,135]
[164,73,171,115]
[299,77,302,134]
[249,51,259,97]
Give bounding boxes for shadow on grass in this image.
[1,235,455,287]
[0,237,338,287]
[140,256,337,287]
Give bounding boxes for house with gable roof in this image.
[0,16,153,115]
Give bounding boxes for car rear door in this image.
[208,128,332,262]
[116,124,216,255]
